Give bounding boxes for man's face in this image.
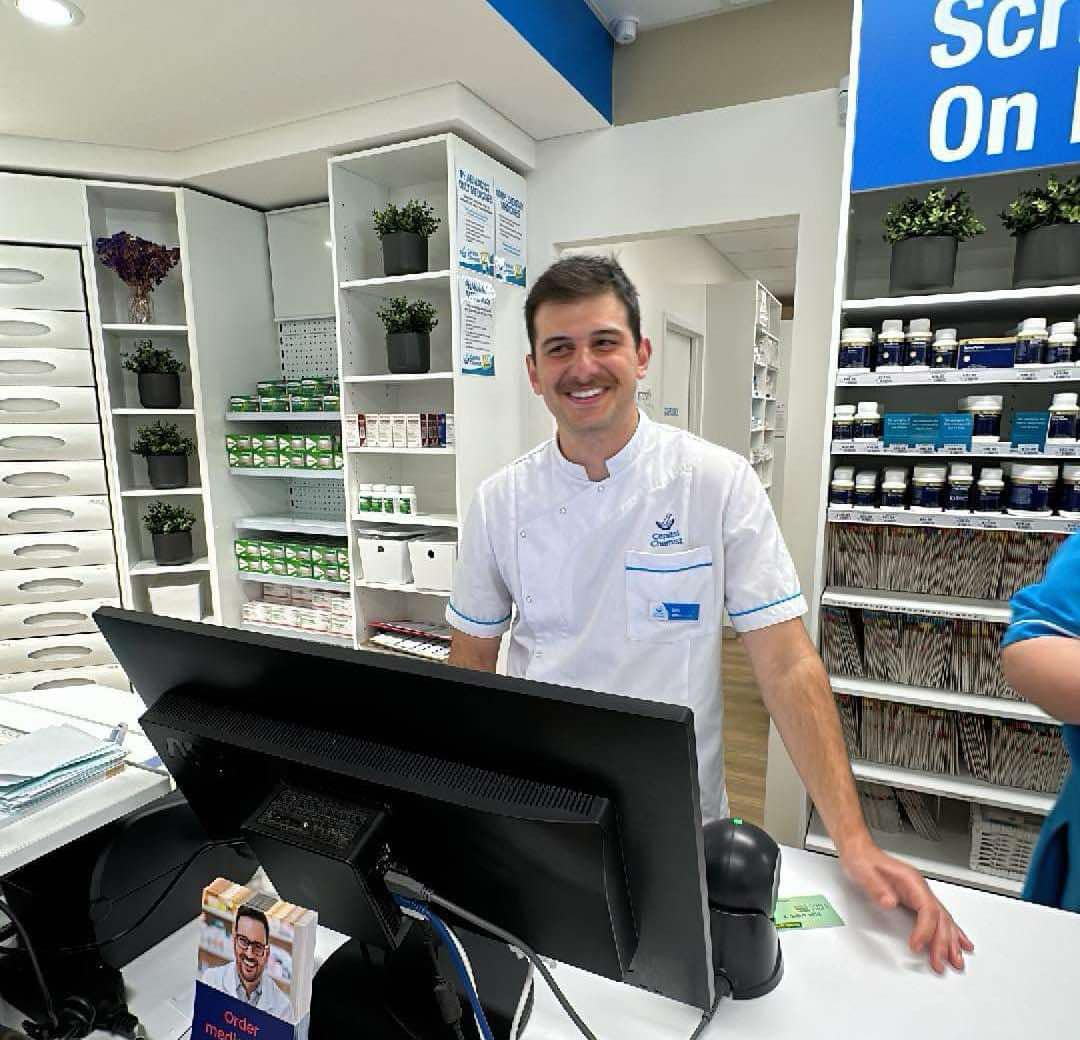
[526,291,651,440]
[233,915,269,987]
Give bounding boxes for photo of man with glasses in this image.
[200,904,294,1021]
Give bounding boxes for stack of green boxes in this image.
[228,376,341,414]
[235,537,351,582]
[226,431,344,470]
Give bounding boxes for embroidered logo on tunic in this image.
[651,513,684,547]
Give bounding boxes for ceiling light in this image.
[12,0,84,27]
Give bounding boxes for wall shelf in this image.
[225,411,342,422]
[837,366,1080,388]
[354,579,449,596]
[339,270,452,295]
[821,587,1010,623]
[351,512,459,529]
[129,557,211,576]
[235,514,348,537]
[348,447,455,456]
[228,468,343,479]
[842,285,1080,321]
[238,571,350,593]
[805,810,1023,898]
[830,675,1057,725]
[113,408,197,416]
[101,323,188,335]
[831,443,1080,461]
[827,508,1080,535]
[344,373,453,384]
[240,622,353,648]
[119,487,203,498]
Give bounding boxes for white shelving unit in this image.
[703,281,784,498]
[808,78,1080,898]
[225,411,342,422]
[329,133,527,650]
[83,183,280,624]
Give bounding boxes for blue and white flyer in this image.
[456,166,495,276]
[494,184,526,286]
[460,274,496,377]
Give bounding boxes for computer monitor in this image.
[95,608,715,1033]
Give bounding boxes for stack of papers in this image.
[0,725,126,826]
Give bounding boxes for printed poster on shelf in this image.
[494,184,526,287]
[456,166,495,276]
[460,274,496,377]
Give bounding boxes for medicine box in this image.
[377,414,394,448]
[958,338,1017,370]
[406,414,422,449]
[392,414,408,448]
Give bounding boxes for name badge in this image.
[650,601,701,622]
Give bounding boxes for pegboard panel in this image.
[279,318,339,380]
[290,480,347,518]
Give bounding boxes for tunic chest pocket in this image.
[625,545,718,642]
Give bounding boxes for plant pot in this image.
[137,372,181,409]
[146,453,189,489]
[1012,224,1080,289]
[381,231,429,277]
[386,332,431,374]
[889,235,958,294]
[151,530,193,566]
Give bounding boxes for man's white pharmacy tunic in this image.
[446,411,807,821]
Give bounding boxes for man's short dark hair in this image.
[235,904,270,944]
[525,255,641,354]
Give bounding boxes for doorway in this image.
[659,315,703,434]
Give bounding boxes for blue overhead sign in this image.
[853,0,1080,191]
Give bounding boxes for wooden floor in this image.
[722,634,770,827]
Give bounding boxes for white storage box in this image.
[0,495,111,535]
[356,529,425,585]
[0,597,115,640]
[407,535,458,592]
[0,529,115,571]
[0,348,94,387]
[0,664,128,696]
[0,564,119,606]
[0,425,103,461]
[0,386,98,424]
[0,461,107,497]
[0,245,85,311]
[0,308,90,352]
[147,580,204,621]
[0,631,116,675]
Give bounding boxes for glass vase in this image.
[128,285,154,324]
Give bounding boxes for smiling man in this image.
[446,254,973,974]
[201,905,293,1020]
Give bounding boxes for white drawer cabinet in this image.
[0,309,90,351]
[0,246,85,312]
[0,565,119,605]
[0,461,107,497]
[0,530,115,570]
[0,597,115,639]
[0,631,116,674]
[0,663,128,695]
[0,386,98,424]
[0,349,94,387]
[0,425,103,461]
[0,496,111,534]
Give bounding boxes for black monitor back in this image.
[95,608,714,1010]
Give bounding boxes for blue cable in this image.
[394,895,496,1040]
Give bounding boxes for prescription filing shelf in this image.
[828,507,1080,534]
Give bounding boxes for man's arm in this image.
[739,617,973,974]
[1002,636,1080,723]
[448,630,500,672]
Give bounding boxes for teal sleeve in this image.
[1002,532,1080,648]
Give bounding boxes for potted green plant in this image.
[142,500,196,565]
[883,187,986,293]
[131,421,196,489]
[121,339,186,409]
[375,297,439,374]
[1001,174,1080,288]
[373,200,441,277]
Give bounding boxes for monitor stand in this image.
[309,922,532,1040]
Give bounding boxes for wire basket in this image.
[969,803,1042,882]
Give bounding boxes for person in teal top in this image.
[1001,531,1080,911]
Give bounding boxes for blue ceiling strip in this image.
[486,0,613,124]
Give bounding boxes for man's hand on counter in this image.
[837,832,975,974]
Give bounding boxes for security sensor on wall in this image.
[609,15,639,44]
[837,75,850,128]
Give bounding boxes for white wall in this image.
[527,90,846,844]
[563,236,743,422]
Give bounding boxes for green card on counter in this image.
[773,894,844,930]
